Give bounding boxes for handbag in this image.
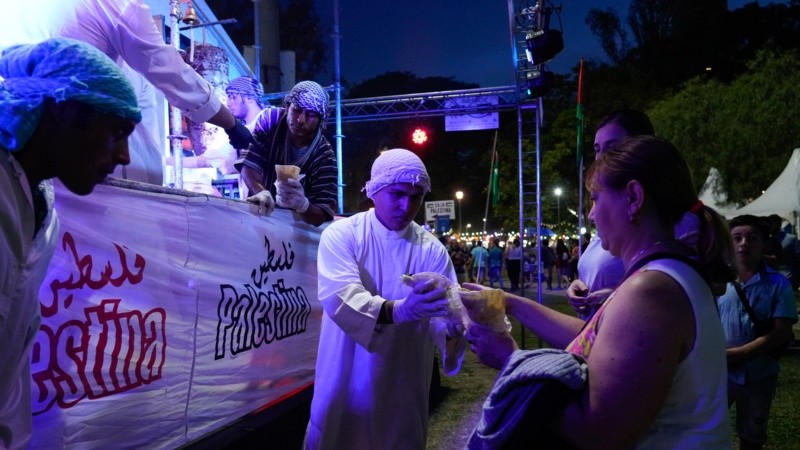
[732,282,792,359]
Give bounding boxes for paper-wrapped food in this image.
[458,288,511,333]
[275,164,301,181]
[400,272,464,327]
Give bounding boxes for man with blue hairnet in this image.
[236,81,337,226]
[0,38,139,449]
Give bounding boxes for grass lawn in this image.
[428,293,800,449]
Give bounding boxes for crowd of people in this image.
[2,6,799,449]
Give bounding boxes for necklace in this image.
[625,238,678,276]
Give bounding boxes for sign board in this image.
[444,95,499,131]
[425,200,456,223]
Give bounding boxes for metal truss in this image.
[265,85,536,123]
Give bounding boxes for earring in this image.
[629,213,636,223]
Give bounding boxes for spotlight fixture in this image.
[526,68,555,98]
[525,29,564,65]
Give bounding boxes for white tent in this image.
[728,148,800,230]
[698,167,737,217]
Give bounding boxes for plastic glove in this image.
[275,178,310,213]
[225,121,255,150]
[393,279,449,324]
[446,320,465,340]
[246,190,275,215]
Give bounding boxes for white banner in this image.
[29,182,323,449]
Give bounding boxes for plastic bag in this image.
[400,272,464,329]
[458,288,512,333]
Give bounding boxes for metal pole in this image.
[168,0,183,190]
[333,0,344,214]
[458,198,462,234]
[507,0,526,348]
[252,0,261,81]
[557,195,560,224]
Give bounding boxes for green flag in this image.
[490,153,499,206]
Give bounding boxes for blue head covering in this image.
[0,37,141,152]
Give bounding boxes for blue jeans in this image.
[488,267,503,288]
[728,374,778,446]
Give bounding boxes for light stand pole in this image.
[455,191,464,234]
[554,187,562,226]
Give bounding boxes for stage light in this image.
[411,128,428,145]
[525,29,563,65]
[525,68,554,98]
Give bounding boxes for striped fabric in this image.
[237,107,337,220]
[0,37,140,152]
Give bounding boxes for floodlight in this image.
[526,69,555,98]
[525,29,564,65]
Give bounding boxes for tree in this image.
[649,48,800,205]
[585,7,630,66]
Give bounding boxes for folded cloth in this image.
[468,348,587,450]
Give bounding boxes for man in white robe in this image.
[304,149,466,450]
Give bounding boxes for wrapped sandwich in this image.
[458,288,511,333]
[400,272,464,328]
[275,164,301,182]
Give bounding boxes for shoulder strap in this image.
[733,282,761,324]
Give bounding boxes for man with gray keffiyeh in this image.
[0,37,140,450]
[236,80,337,226]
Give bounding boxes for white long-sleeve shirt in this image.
[2,0,223,184]
[306,210,465,450]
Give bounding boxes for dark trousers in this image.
[507,259,521,289]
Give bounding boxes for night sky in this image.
[313,0,780,88]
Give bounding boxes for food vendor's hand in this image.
[466,325,517,370]
[393,279,449,324]
[275,178,310,213]
[246,190,275,215]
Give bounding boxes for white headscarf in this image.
[363,148,431,199]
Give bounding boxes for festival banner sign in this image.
[29,182,323,448]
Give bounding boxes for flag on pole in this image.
[490,150,499,206]
[576,58,585,168]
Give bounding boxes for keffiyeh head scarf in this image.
[284,80,329,120]
[363,148,431,199]
[0,37,141,152]
[226,76,265,107]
